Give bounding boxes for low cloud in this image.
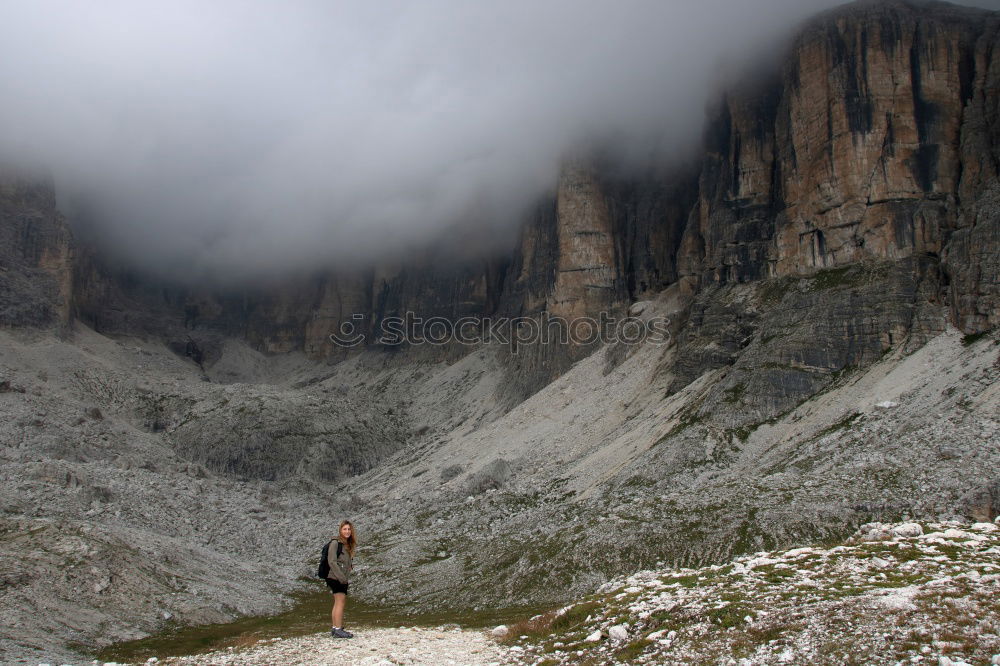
[1,0,994,284]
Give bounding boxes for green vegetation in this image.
[726,425,754,442]
[815,411,861,437]
[759,276,797,304]
[614,638,654,661]
[759,331,788,345]
[706,601,752,628]
[509,522,1000,665]
[655,403,708,444]
[500,600,602,645]
[828,364,857,383]
[100,586,553,663]
[810,265,857,290]
[731,620,806,658]
[622,475,656,488]
[758,261,891,307]
[961,329,991,346]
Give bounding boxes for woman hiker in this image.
[325,520,356,638]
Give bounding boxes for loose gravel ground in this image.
[153,626,510,665]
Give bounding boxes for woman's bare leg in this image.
[332,592,346,627]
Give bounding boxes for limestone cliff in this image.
[684,0,998,330]
[651,0,1000,426]
[17,0,1000,393]
[0,168,74,330]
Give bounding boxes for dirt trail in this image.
[154,626,516,666]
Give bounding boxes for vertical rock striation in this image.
[0,168,74,330]
[7,0,997,396]
[683,0,997,333]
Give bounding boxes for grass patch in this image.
[731,620,806,658]
[614,638,654,661]
[961,330,991,346]
[706,602,752,628]
[828,364,857,383]
[757,566,797,585]
[727,426,754,442]
[930,543,966,559]
[499,601,602,644]
[759,277,797,304]
[655,406,707,443]
[810,265,857,290]
[815,412,861,438]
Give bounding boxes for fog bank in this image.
[2,0,995,284]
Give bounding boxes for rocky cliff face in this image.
[19,1,1000,393]
[684,0,998,328]
[0,168,74,330]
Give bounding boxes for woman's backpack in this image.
[316,540,343,579]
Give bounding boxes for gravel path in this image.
[156,626,516,665]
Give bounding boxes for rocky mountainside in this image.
[64,3,997,339]
[39,2,994,417]
[0,167,73,331]
[497,519,1000,665]
[1,1,1000,664]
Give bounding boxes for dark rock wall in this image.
[0,169,74,330]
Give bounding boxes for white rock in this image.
[490,625,509,638]
[666,630,676,641]
[629,301,651,316]
[585,630,603,643]
[860,523,894,541]
[990,655,1000,665]
[608,624,629,641]
[892,523,923,538]
[646,630,666,641]
[875,401,899,409]
[938,657,952,666]
[783,547,816,559]
[743,556,779,570]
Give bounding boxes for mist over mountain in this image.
[0,0,861,285]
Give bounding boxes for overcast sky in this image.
[1,0,997,285]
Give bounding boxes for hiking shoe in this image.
[342,628,354,638]
[331,627,351,638]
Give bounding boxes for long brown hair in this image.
[338,519,356,557]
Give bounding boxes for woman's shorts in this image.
[326,579,349,594]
